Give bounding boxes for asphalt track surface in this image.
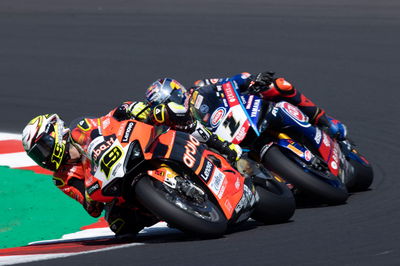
[0,0,399,265]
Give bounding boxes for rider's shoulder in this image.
[70,117,97,132]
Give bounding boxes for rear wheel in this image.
[135,175,227,237]
[262,146,348,204]
[251,177,296,224]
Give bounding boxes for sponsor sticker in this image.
[209,168,225,197]
[224,199,233,213]
[245,95,254,110]
[304,150,312,161]
[87,182,100,195]
[217,182,227,199]
[241,96,247,105]
[271,107,278,117]
[200,104,209,114]
[102,118,110,129]
[210,107,226,128]
[314,128,322,144]
[234,124,248,143]
[250,99,261,118]
[122,121,135,143]
[200,160,214,182]
[322,133,331,147]
[283,102,307,122]
[183,135,200,168]
[90,136,117,162]
[277,102,310,127]
[222,82,239,106]
[235,176,241,190]
[190,91,199,105]
[88,136,106,158]
[194,94,204,109]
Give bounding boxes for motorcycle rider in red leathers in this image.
[21,101,242,237]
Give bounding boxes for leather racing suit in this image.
[192,72,347,140]
[189,72,347,157]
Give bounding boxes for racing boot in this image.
[104,202,157,240]
[317,114,347,141]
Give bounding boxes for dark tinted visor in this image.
[27,133,55,167]
[168,89,185,105]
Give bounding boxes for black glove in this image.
[84,193,104,218]
[207,135,241,162]
[222,142,242,162]
[248,71,275,94]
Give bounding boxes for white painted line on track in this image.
[0,133,21,141]
[0,243,144,266]
[0,152,36,168]
[0,132,38,168]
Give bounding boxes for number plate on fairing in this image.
[90,138,128,187]
[214,107,249,143]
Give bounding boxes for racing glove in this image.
[188,121,242,161]
[113,101,151,121]
[248,71,275,94]
[84,191,104,218]
[207,134,243,162]
[128,102,151,120]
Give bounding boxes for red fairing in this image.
[233,121,250,144]
[222,82,240,107]
[317,132,340,176]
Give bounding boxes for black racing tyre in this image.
[251,177,296,224]
[348,158,374,192]
[135,175,227,237]
[262,146,349,204]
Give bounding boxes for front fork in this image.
[147,164,206,202]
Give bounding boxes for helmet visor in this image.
[167,89,185,105]
[27,133,55,168]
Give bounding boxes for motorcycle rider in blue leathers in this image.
[143,72,347,146]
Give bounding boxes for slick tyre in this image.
[251,177,296,224]
[135,175,227,237]
[348,158,373,192]
[262,146,349,204]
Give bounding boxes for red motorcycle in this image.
[84,118,295,236]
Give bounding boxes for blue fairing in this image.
[240,95,263,129]
[229,80,262,136]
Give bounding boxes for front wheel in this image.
[262,146,349,204]
[251,177,296,224]
[135,175,227,237]
[347,157,373,192]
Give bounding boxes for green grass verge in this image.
[0,166,100,249]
